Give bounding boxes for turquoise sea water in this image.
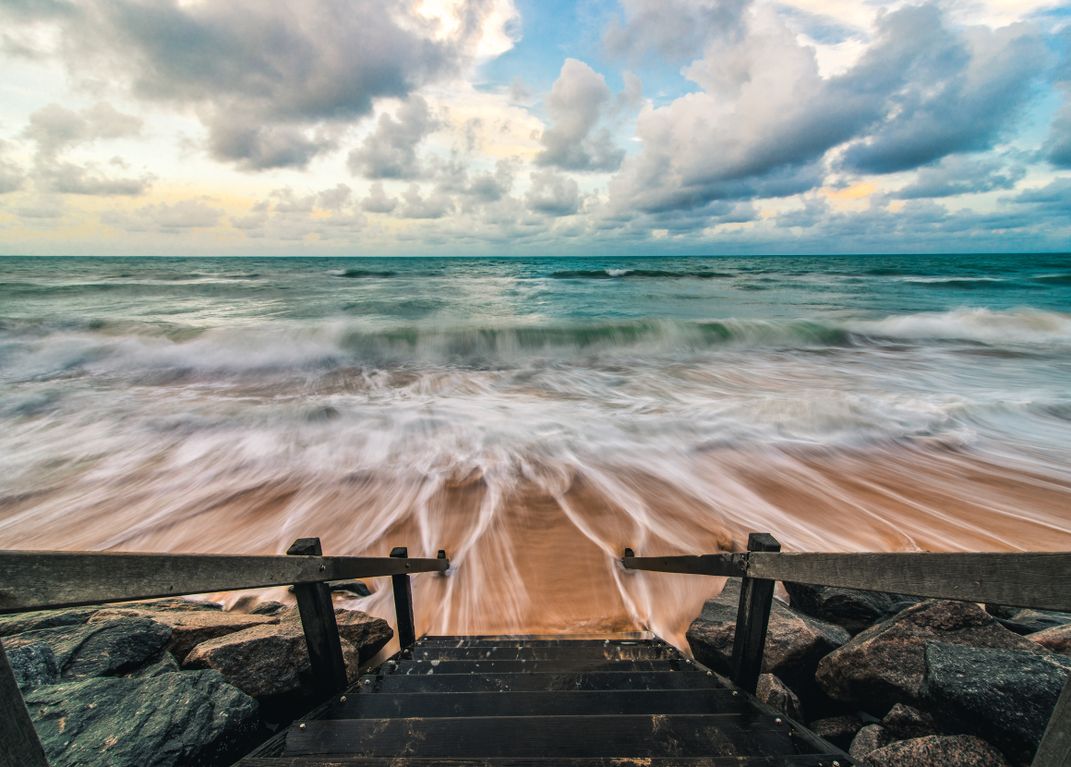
[1,254,1069,632]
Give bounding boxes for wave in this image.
[1034,273,1071,285]
[899,276,1024,289]
[332,268,398,278]
[849,308,1071,345]
[549,269,733,279]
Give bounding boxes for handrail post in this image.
[287,538,348,697]
[730,532,781,694]
[0,641,50,767]
[1033,675,1071,767]
[391,546,417,649]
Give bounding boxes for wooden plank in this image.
[239,756,849,766]
[282,715,812,759]
[406,645,677,661]
[622,550,746,577]
[747,552,1071,611]
[415,637,659,648]
[390,547,416,649]
[288,539,348,697]
[0,641,50,767]
[324,689,753,719]
[0,549,449,614]
[361,670,725,693]
[389,658,687,674]
[731,534,780,694]
[1033,675,1071,767]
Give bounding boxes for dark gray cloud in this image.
[604,0,749,63]
[526,170,579,216]
[893,155,1025,198]
[1046,88,1071,167]
[348,96,439,179]
[1010,178,1071,214]
[537,59,625,172]
[840,7,1048,174]
[1,0,482,170]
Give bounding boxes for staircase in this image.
[238,635,851,766]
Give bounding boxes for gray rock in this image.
[5,641,60,690]
[126,652,180,678]
[785,582,919,635]
[333,608,393,664]
[23,670,258,767]
[330,580,372,598]
[922,643,1071,765]
[686,579,850,695]
[810,714,866,750]
[756,673,802,720]
[816,599,1046,713]
[985,605,1071,635]
[1029,624,1071,655]
[881,703,937,740]
[249,601,288,616]
[4,617,172,680]
[0,606,101,637]
[862,735,1009,767]
[90,607,277,661]
[849,724,893,761]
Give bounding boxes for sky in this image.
[0,0,1069,256]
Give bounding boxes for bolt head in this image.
[775,717,783,725]
[832,762,841,767]
[339,695,347,703]
[298,722,306,730]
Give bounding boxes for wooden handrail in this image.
[622,535,1071,767]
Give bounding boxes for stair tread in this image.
[403,645,678,661]
[386,659,687,674]
[242,757,845,766]
[282,714,814,759]
[359,670,725,693]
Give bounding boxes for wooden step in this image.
[324,689,751,719]
[282,715,814,759]
[243,756,848,766]
[415,637,657,648]
[359,670,723,693]
[387,658,687,674]
[404,645,679,661]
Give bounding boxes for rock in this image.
[785,582,919,635]
[90,607,277,661]
[881,703,937,740]
[849,724,893,761]
[129,597,223,613]
[5,642,60,690]
[0,606,101,637]
[1029,624,1071,654]
[183,619,358,698]
[4,617,172,680]
[756,673,802,720]
[816,599,1046,713]
[985,605,1071,635]
[809,714,866,750]
[23,670,258,767]
[862,735,1009,767]
[332,609,393,663]
[922,643,1071,764]
[686,579,850,694]
[249,601,288,616]
[127,652,180,678]
[330,580,372,598]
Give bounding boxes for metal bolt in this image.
[731,690,739,697]
[774,718,783,725]
[706,671,713,676]
[339,695,347,704]
[298,723,306,730]
[832,762,841,767]
[319,564,326,572]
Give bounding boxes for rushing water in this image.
[1,254,1070,643]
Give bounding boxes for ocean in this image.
[1,253,1069,640]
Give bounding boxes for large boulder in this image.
[0,606,101,637]
[1029,624,1071,655]
[922,643,1071,765]
[849,724,893,761]
[182,608,389,699]
[862,735,1009,767]
[816,600,1045,713]
[756,673,802,720]
[90,607,277,661]
[880,703,937,740]
[809,714,866,750]
[785,582,919,635]
[686,579,850,694]
[3,617,172,680]
[23,670,258,767]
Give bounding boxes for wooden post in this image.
[1033,675,1071,767]
[287,538,348,697]
[391,546,416,649]
[730,532,781,694]
[0,641,50,767]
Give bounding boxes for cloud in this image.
[0,141,25,194]
[1010,178,1071,214]
[399,184,453,219]
[1,0,518,170]
[526,170,579,216]
[103,198,222,233]
[893,155,1025,198]
[536,59,625,172]
[360,181,398,213]
[348,96,439,179]
[604,0,749,63]
[839,8,1048,174]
